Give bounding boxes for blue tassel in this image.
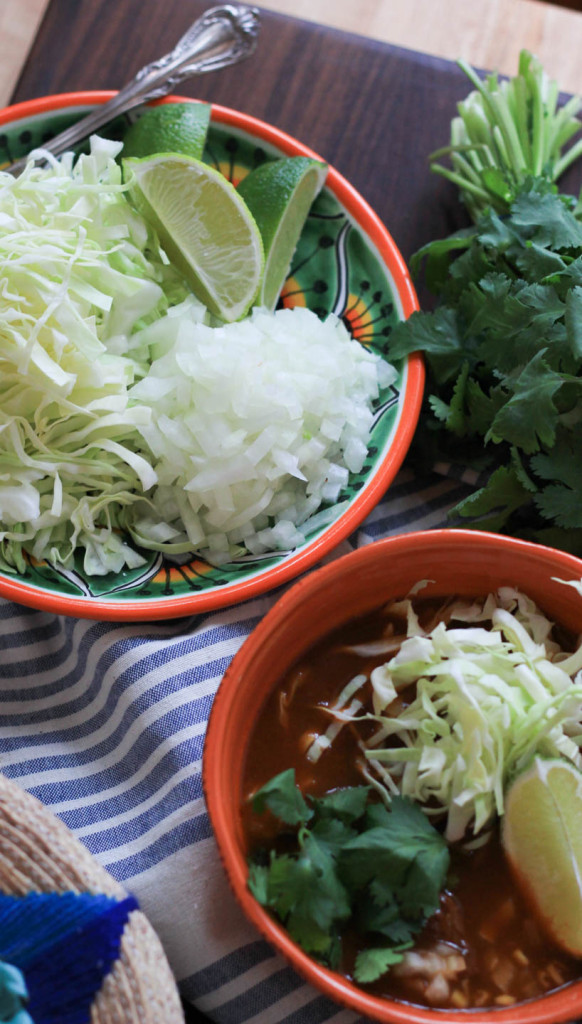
[0,961,33,1024]
[0,892,139,1024]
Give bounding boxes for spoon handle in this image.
[7,4,260,175]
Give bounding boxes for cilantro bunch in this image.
[390,53,582,552]
[247,769,450,984]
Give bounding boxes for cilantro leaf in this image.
[485,351,563,452]
[464,376,507,436]
[389,307,467,386]
[260,833,351,959]
[534,483,582,528]
[339,797,449,917]
[247,862,269,905]
[530,424,582,488]
[354,944,414,984]
[359,884,418,944]
[309,816,358,858]
[428,362,470,435]
[410,229,474,293]
[513,241,567,281]
[399,844,450,920]
[510,190,582,250]
[467,277,567,375]
[310,786,370,824]
[450,464,532,532]
[474,209,516,252]
[447,243,499,298]
[559,255,582,289]
[509,446,538,494]
[251,768,313,826]
[531,424,582,528]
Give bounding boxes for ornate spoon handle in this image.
[7,4,260,175]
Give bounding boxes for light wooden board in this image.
[1,0,582,108]
[256,0,582,94]
[0,0,49,107]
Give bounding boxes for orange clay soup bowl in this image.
[204,528,582,1024]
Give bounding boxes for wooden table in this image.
[12,0,582,293]
[7,3,582,1022]
[5,0,582,106]
[0,2,501,281]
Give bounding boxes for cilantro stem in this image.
[529,72,545,177]
[554,137,582,179]
[429,164,494,203]
[488,92,528,173]
[437,51,582,220]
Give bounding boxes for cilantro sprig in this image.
[247,769,450,984]
[390,52,582,552]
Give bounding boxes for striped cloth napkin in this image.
[0,465,471,1024]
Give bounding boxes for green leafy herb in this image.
[247,771,450,982]
[251,767,313,826]
[354,945,413,984]
[390,51,582,551]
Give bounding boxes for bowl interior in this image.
[0,92,422,620]
[204,529,582,1024]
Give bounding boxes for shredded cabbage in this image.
[340,587,582,842]
[0,137,191,575]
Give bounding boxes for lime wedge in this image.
[122,102,211,160]
[124,154,264,322]
[503,756,582,956]
[237,156,327,310]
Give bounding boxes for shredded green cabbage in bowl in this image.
[340,587,582,842]
[0,137,190,576]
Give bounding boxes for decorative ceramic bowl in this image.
[204,528,582,1024]
[0,91,422,621]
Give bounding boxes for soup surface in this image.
[241,598,581,1010]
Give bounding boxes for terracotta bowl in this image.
[204,528,582,1024]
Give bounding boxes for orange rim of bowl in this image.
[0,91,423,621]
[204,529,582,1024]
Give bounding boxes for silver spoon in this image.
[6,3,260,176]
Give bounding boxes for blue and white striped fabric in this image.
[0,465,472,1024]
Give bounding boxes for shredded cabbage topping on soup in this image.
[316,586,582,841]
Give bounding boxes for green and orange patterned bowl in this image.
[0,92,423,621]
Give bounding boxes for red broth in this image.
[240,599,582,1010]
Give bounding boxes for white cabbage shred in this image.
[0,137,393,574]
[335,587,582,842]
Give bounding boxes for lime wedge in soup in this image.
[238,156,327,310]
[503,756,582,957]
[124,154,264,322]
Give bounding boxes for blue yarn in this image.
[0,893,126,967]
[0,892,139,1024]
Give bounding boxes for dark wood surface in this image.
[14,0,582,287]
[16,0,582,302]
[10,4,582,1021]
[12,0,480,281]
